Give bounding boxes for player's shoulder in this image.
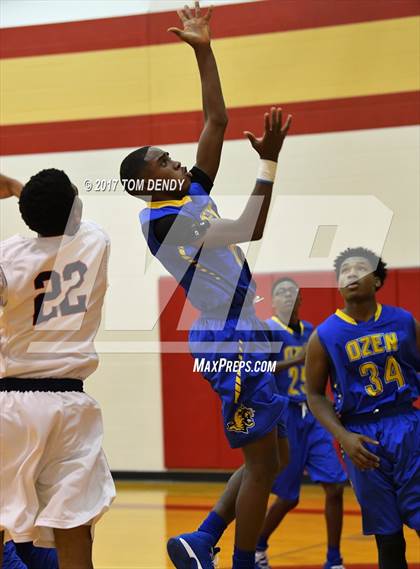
[0,234,31,260]
[381,304,415,325]
[264,317,293,337]
[139,197,194,225]
[316,312,340,334]
[188,166,213,196]
[265,316,283,331]
[79,220,110,244]
[302,319,314,332]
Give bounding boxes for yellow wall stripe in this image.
[1,17,418,126]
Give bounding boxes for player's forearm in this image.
[0,174,23,198]
[307,393,348,443]
[194,45,228,126]
[238,181,273,241]
[191,181,272,248]
[275,357,304,373]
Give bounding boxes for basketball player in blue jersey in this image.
[255,277,347,569]
[306,247,420,569]
[120,3,292,568]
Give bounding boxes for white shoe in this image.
[255,549,272,569]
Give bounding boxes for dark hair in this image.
[334,247,388,289]
[272,276,299,296]
[19,169,76,236]
[120,146,150,196]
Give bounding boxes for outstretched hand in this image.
[244,107,292,162]
[168,1,212,48]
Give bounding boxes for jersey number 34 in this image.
[359,356,405,397]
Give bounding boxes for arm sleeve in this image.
[189,166,213,194]
[150,214,209,246]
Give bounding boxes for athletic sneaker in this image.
[255,549,271,569]
[323,563,345,569]
[167,531,220,569]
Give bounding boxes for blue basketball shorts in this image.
[189,308,288,448]
[272,402,347,501]
[2,542,26,569]
[2,541,58,569]
[343,407,420,535]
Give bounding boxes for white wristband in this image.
[257,159,277,183]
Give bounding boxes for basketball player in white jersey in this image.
[0,170,115,569]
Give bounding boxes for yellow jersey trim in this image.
[335,303,383,325]
[271,315,301,336]
[146,196,192,209]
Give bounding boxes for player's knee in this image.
[279,497,299,512]
[246,454,281,484]
[277,438,289,473]
[375,531,407,569]
[323,482,344,500]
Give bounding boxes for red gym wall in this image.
[159,269,420,470]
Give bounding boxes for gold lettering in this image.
[384,332,398,352]
[371,334,385,354]
[346,340,361,362]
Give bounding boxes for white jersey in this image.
[0,221,109,379]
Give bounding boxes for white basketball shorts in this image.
[0,389,116,547]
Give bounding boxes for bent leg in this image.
[235,430,286,551]
[375,531,407,569]
[322,483,345,550]
[258,495,298,547]
[54,526,93,569]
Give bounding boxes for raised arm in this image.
[306,331,380,471]
[189,107,291,248]
[169,2,227,181]
[0,174,23,199]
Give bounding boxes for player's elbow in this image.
[306,391,323,413]
[208,114,228,129]
[235,223,262,242]
[250,224,265,241]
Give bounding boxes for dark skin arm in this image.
[306,330,381,471]
[190,107,291,248]
[275,347,306,373]
[0,174,23,199]
[169,2,227,181]
[415,319,420,354]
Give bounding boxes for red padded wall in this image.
[159,268,419,469]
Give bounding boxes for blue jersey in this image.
[140,181,256,314]
[266,316,314,403]
[317,304,420,420]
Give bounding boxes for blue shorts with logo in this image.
[343,405,420,535]
[189,307,288,448]
[272,402,347,500]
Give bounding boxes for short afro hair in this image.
[272,276,299,296]
[334,247,388,290]
[19,169,76,237]
[120,146,150,196]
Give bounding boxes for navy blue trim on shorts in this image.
[0,378,84,392]
[341,402,415,426]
